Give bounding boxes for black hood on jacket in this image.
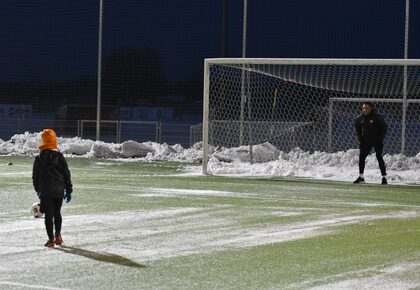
[39,150,60,166]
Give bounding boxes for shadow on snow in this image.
[55,245,146,268]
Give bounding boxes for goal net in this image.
[202,58,420,174]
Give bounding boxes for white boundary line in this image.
[0,281,72,290]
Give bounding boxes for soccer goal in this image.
[202,58,420,174]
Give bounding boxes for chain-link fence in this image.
[1,1,419,148]
[0,1,220,147]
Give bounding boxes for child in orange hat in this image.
[38,128,58,151]
[32,129,73,247]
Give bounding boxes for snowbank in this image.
[0,132,419,184]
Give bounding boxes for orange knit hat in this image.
[39,129,58,152]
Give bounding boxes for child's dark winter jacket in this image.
[33,149,73,199]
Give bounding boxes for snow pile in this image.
[0,132,419,184]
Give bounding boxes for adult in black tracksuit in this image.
[354,102,388,185]
[33,129,73,247]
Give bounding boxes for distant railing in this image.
[0,119,195,148]
[80,120,161,143]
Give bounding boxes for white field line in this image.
[142,187,419,209]
[21,184,416,210]
[0,172,32,177]
[0,281,72,290]
[302,261,420,290]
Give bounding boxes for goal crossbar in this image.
[205,58,420,66]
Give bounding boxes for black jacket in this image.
[33,150,72,199]
[354,110,387,144]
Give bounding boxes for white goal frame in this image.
[202,58,420,175]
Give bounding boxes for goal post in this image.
[202,58,420,175]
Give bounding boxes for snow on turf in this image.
[2,192,417,262]
[1,202,414,260]
[1,132,419,184]
[305,261,420,290]
[1,134,419,288]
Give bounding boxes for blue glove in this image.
[64,192,72,203]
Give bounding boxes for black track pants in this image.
[359,142,387,176]
[41,197,63,241]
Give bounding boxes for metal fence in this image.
[0,119,193,147]
[1,1,419,149]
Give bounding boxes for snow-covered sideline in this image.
[1,132,419,184]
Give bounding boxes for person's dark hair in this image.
[363,102,374,109]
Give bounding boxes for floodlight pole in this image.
[96,0,104,141]
[401,0,409,154]
[221,0,228,57]
[242,0,247,58]
[239,0,248,146]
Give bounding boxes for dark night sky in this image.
[0,0,419,81]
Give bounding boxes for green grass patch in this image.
[0,155,419,289]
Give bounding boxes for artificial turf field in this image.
[0,155,419,289]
